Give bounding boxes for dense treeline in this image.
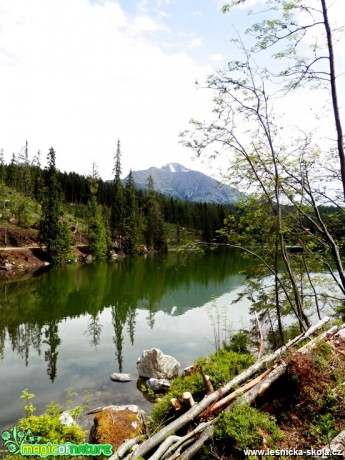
[0,142,232,262]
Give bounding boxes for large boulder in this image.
[136,348,180,379]
[89,405,146,451]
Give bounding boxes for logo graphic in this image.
[2,426,113,457]
[2,425,42,455]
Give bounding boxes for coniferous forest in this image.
[0,140,231,263]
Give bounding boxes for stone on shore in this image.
[136,348,180,379]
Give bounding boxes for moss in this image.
[149,349,255,429]
[92,408,144,451]
[213,404,284,459]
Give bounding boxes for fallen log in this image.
[147,421,214,460]
[205,367,272,416]
[184,321,344,457]
[110,436,147,460]
[124,317,329,460]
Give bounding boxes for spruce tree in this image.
[87,163,108,260]
[39,147,71,264]
[110,140,125,248]
[123,170,141,255]
[144,175,167,251]
[6,153,17,189]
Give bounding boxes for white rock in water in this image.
[110,373,132,382]
[136,348,180,379]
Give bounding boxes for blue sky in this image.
[0,0,344,180]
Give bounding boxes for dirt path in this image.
[0,245,39,251]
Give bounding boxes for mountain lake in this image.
[0,248,255,433]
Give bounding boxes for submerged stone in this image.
[145,378,171,391]
[110,373,131,382]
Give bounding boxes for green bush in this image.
[1,389,88,460]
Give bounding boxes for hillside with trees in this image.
[0,140,234,271]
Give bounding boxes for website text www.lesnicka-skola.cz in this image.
[243,447,343,457]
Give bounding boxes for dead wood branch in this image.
[178,425,215,460]
[199,365,214,394]
[110,436,146,460]
[182,392,195,408]
[171,398,183,411]
[128,317,329,459]
[206,367,272,415]
[255,312,264,359]
[146,421,214,460]
[233,361,288,408]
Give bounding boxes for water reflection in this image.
[0,249,249,381]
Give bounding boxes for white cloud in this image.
[210,52,223,62]
[0,0,213,178]
[156,0,170,6]
[192,10,202,17]
[188,38,203,49]
[132,15,160,33]
[136,0,149,13]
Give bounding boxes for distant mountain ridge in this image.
[128,163,243,204]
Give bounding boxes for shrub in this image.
[1,389,88,460]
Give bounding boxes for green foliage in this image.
[17,389,88,443]
[1,389,89,460]
[110,140,126,242]
[226,330,252,354]
[149,349,255,429]
[311,341,333,371]
[311,413,338,447]
[20,389,36,418]
[0,184,40,229]
[140,384,156,399]
[87,170,108,260]
[213,404,284,458]
[144,176,167,251]
[39,148,72,264]
[123,171,141,255]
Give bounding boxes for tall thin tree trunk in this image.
[321,0,345,201]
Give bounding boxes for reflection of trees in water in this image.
[7,323,42,366]
[127,309,137,346]
[111,303,140,372]
[0,249,249,376]
[86,314,102,348]
[0,328,5,359]
[111,303,125,373]
[146,306,157,329]
[43,320,61,382]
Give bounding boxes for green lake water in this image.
[0,248,252,432]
